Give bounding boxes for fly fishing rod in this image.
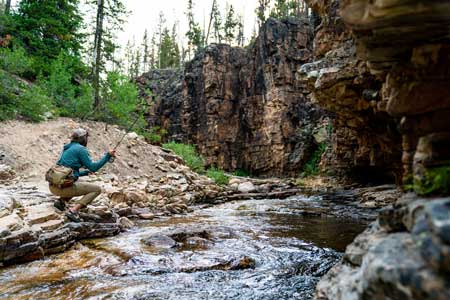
[109,114,142,163]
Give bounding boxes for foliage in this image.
[256,0,271,26]
[207,167,230,185]
[39,51,92,117]
[185,0,204,56]
[11,0,85,75]
[413,165,450,196]
[0,45,34,77]
[0,70,53,122]
[270,0,309,19]
[211,0,222,43]
[162,142,205,173]
[16,84,53,122]
[159,26,180,69]
[98,71,146,129]
[301,143,327,177]
[224,4,238,44]
[142,126,168,145]
[233,169,251,177]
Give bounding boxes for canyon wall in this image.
[138,18,326,177]
[298,0,402,182]
[139,15,403,181]
[312,1,450,299]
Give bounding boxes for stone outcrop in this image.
[138,18,327,177]
[299,0,402,183]
[314,1,450,299]
[0,186,121,265]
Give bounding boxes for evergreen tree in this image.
[150,33,157,70]
[142,29,149,72]
[156,11,165,68]
[211,0,222,43]
[236,14,244,47]
[159,24,180,69]
[271,0,289,19]
[12,0,84,75]
[224,4,238,45]
[256,0,271,27]
[88,0,128,108]
[185,0,203,58]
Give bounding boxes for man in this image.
[49,128,116,222]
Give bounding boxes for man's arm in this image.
[78,147,111,172]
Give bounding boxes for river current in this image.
[0,195,367,300]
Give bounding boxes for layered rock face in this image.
[315,1,450,299]
[139,19,326,177]
[300,0,402,182]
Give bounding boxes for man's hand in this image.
[109,149,117,157]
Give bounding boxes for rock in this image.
[36,219,64,231]
[0,213,24,232]
[118,217,134,230]
[0,164,15,181]
[126,132,139,140]
[138,213,154,220]
[237,182,256,193]
[26,206,60,225]
[142,234,178,249]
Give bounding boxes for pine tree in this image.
[211,0,222,43]
[185,0,203,58]
[159,27,180,69]
[236,14,245,47]
[13,0,84,74]
[224,4,238,45]
[150,33,157,70]
[142,29,150,73]
[271,0,289,19]
[156,11,165,69]
[89,0,127,108]
[256,0,271,27]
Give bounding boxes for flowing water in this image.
[0,195,368,300]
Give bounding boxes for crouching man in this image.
[47,128,116,222]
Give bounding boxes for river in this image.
[0,195,368,300]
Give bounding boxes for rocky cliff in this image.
[139,14,403,182]
[299,0,402,183]
[312,0,450,299]
[138,18,327,177]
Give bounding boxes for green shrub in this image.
[162,142,205,173]
[17,84,53,122]
[233,169,251,177]
[99,71,146,129]
[301,143,327,177]
[413,165,450,196]
[207,167,230,185]
[40,52,93,118]
[0,46,34,77]
[0,69,52,122]
[142,126,168,145]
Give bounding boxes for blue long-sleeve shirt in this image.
[57,142,111,179]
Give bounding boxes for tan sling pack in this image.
[45,165,75,188]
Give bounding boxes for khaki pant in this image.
[49,182,102,207]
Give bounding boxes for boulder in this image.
[237,182,256,193]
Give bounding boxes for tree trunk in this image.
[92,0,105,109]
[5,0,11,14]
